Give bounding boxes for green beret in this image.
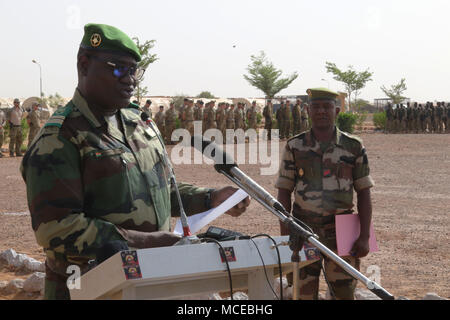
[307,87,339,102]
[80,23,141,62]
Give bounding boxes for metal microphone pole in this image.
[142,114,200,245]
[212,156,395,300]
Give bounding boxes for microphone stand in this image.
[142,115,200,245]
[213,161,395,300]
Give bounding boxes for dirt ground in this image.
[0,131,449,300]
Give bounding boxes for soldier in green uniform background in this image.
[142,99,152,118]
[276,87,374,300]
[216,102,226,137]
[154,105,166,138]
[234,102,245,132]
[183,99,195,136]
[276,101,285,139]
[8,98,24,157]
[205,100,217,131]
[20,23,250,300]
[292,98,302,135]
[385,103,393,133]
[445,103,450,133]
[247,101,258,131]
[165,102,178,144]
[284,100,292,138]
[300,102,309,133]
[263,100,273,140]
[436,102,444,133]
[26,102,41,148]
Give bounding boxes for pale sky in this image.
[1,0,449,103]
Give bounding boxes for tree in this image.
[39,92,66,109]
[196,91,217,99]
[380,78,407,104]
[244,51,298,99]
[132,37,158,104]
[325,62,373,112]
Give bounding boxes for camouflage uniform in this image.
[20,90,212,299]
[204,104,217,130]
[165,107,178,144]
[300,105,309,133]
[445,104,450,133]
[276,104,285,139]
[234,106,244,131]
[385,104,394,133]
[283,103,292,138]
[276,128,374,300]
[27,109,41,147]
[262,104,272,140]
[216,105,226,137]
[183,105,195,136]
[247,106,257,130]
[142,105,152,119]
[8,106,23,156]
[436,102,444,133]
[225,106,235,143]
[154,110,166,139]
[193,103,203,135]
[292,103,301,135]
[424,105,432,133]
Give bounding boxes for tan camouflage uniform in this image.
[27,109,41,147]
[165,106,178,144]
[276,128,374,300]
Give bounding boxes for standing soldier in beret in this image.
[234,102,244,132]
[284,100,292,139]
[27,102,41,148]
[300,102,310,133]
[276,101,286,139]
[276,88,374,300]
[142,99,152,118]
[247,101,258,131]
[8,98,24,157]
[183,99,195,136]
[20,23,249,300]
[216,102,226,138]
[385,103,393,133]
[292,98,302,135]
[263,100,273,140]
[154,105,166,139]
[165,102,178,144]
[226,103,235,143]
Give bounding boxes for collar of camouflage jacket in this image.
[72,89,139,130]
[303,126,345,154]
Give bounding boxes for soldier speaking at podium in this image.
[20,23,249,300]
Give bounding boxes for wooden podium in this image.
[69,236,319,300]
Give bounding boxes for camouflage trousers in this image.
[264,121,272,140]
[9,125,22,155]
[296,254,360,300]
[165,122,176,144]
[44,261,71,300]
[292,120,301,135]
[185,120,194,136]
[300,119,309,133]
[28,126,40,147]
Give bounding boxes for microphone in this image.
[191,136,287,214]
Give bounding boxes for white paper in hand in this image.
[174,189,249,235]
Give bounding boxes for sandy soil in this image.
[0,131,449,300]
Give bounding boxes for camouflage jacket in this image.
[292,105,301,122]
[154,110,165,127]
[20,90,210,272]
[27,110,41,127]
[276,127,374,223]
[165,108,178,123]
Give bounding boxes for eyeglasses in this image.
[89,55,146,81]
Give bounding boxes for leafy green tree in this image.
[133,37,158,104]
[380,78,407,104]
[196,91,217,99]
[373,111,386,130]
[325,62,373,112]
[244,51,298,99]
[336,112,358,133]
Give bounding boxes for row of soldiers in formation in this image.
[0,99,41,158]
[140,98,311,143]
[385,101,450,133]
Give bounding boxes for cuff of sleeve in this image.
[354,175,375,191]
[275,177,295,191]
